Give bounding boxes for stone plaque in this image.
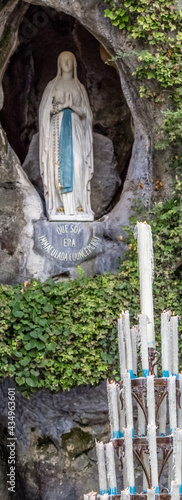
[34,220,100,267]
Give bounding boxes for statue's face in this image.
[60,53,74,74]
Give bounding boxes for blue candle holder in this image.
[112,430,120,439]
[127,369,136,379]
[130,486,135,494]
[119,431,124,437]
[108,487,117,495]
[170,428,177,434]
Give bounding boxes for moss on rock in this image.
[61,427,93,458]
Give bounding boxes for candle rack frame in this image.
[97,495,182,499]
[90,343,181,500]
[113,436,173,489]
[148,347,161,375]
[120,378,180,426]
[116,367,181,497]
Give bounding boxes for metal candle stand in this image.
[98,495,182,499]
[110,347,181,498]
[114,436,173,491]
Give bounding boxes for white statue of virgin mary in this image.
[39,51,94,221]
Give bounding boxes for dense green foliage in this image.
[0,182,181,395]
[104,0,182,194]
[104,0,182,100]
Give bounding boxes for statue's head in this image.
[57,51,77,78]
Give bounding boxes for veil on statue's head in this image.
[57,51,77,80]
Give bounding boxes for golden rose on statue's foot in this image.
[57,207,64,212]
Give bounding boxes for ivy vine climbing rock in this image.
[0,181,181,395]
[104,0,182,100]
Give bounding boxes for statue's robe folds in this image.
[39,74,94,218]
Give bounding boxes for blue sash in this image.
[59,108,73,193]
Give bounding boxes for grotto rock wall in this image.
[0,379,123,500]
[0,0,172,283]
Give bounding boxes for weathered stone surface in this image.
[0,125,45,284]
[34,220,101,268]
[91,132,121,217]
[0,379,117,500]
[22,133,44,203]
[0,378,154,500]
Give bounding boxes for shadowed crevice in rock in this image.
[0,5,133,196]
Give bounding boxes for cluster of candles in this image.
[106,375,182,496]
[83,222,181,499]
[118,308,179,379]
[117,311,181,435]
[108,371,182,437]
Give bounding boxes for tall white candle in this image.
[135,221,155,347]
[158,397,166,435]
[147,488,156,499]
[161,310,171,377]
[168,453,175,491]
[138,314,149,377]
[131,327,138,377]
[138,403,145,436]
[117,384,125,437]
[89,493,97,500]
[123,372,134,434]
[122,311,133,377]
[105,442,117,495]
[170,315,179,376]
[84,495,89,500]
[147,375,155,425]
[118,316,126,379]
[171,480,180,500]
[96,441,107,495]
[124,427,135,494]
[123,455,128,490]
[147,424,159,492]
[107,381,119,438]
[168,375,177,434]
[121,488,130,499]
[178,373,182,429]
[173,430,182,487]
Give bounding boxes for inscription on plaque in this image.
[36,223,100,264]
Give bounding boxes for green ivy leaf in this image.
[12,309,24,318]
[26,377,38,387]
[19,356,31,367]
[24,340,36,351]
[15,376,25,386]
